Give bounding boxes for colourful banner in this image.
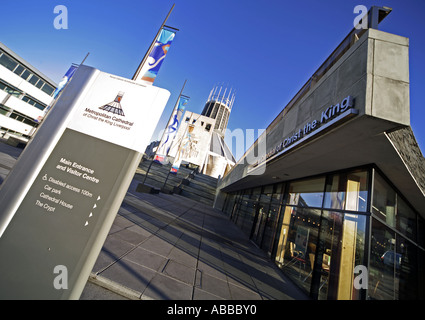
[169,123,194,174]
[154,96,189,164]
[170,159,181,174]
[137,28,175,85]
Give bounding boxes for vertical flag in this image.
[38,64,78,122]
[170,124,194,174]
[135,28,176,85]
[154,95,189,164]
[170,158,182,174]
[52,64,78,99]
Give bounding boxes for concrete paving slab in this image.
[196,260,227,281]
[111,227,148,246]
[140,236,175,257]
[156,226,184,245]
[125,224,153,238]
[228,282,262,300]
[192,287,225,300]
[112,214,136,229]
[122,246,168,272]
[97,259,156,295]
[92,235,135,273]
[142,273,193,300]
[196,272,231,300]
[163,259,196,285]
[167,247,198,269]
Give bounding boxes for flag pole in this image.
[132,3,175,81]
[80,52,90,66]
[142,79,188,184]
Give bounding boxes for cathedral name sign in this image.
[251,95,357,171]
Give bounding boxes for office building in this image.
[0,41,56,145]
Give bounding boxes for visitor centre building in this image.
[214,7,425,300]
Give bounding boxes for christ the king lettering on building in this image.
[252,95,355,168]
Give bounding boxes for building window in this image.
[35,79,44,89]
[41,83,55,96]
[20,69,31,80]
[397,195,417,241]
[28,75,39,86]
[345,170,369,212]
[368,218,396,300]
[0,53,18,71]
[287,176,326,208]
[368,218,420,300]
[0,80,47,111]
[21,95,46,111]
[13,65,25,76]
[372,171,418,243]
[0,50,55,96]
[6,108,39,126]
[0,104,11,115]
[275,206,321,294]
[323,174,346,210]
[323,170,370,212]
[0,81,21,98]
[372,172,396,227]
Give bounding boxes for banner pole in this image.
[80,52,90,65]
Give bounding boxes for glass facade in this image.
[369,170,423,300]
[222,166,425,300]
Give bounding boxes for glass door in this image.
[313,211,367,300]
[251,203,269,247]
[313,210,343,300]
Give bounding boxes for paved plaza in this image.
[0,140,308,300]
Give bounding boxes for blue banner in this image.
[139,28,175,85]
[52,64,78,99]
[154,96,189,164]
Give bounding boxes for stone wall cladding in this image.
[387,126,425,193]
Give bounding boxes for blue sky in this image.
[1,0,424,157]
